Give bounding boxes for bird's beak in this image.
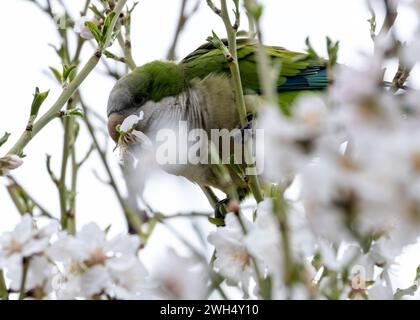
[107,85,131,143]
[108,112,126,143]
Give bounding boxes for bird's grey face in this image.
[107,72,152,142]
[107,65,185,144]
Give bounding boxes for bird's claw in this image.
[214,197,231,220]
[234,113,255,145]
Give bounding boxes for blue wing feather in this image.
[277,67,328,91]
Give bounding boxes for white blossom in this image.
[120,111,144,133]
[367,280,394,300]
[0,214,58,268]
[47,223,151,299]
[74,17,94,40]
[0,155,23,175]
[245,199,282,277]
[118,111,152,152]
[6,255,55,296]
[0,215,58,297]
[153,249,208,300]
[208,213,255,290]
[331,63,383,106]
[258,97,328,182]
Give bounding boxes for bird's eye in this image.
[133,95,145,106]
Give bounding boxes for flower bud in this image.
[0,155,23,175]
[74,16,94,40]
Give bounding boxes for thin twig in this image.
[6,176,56,220]
[5,0,127,157]
[46,154,59,185]
[208,0,264,202]
[120,8,137,70]
[58,96,77,231]
[167,0,200,60]
[6,53,100,157]
[77,143,95,168]
[18,258,30,300]
[156,211,211,220]
[80,98,145,236]
[244,0,277,103]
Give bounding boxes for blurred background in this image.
[1,0,420,298]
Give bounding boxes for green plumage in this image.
[181,38,328,112]
[118,38,329,114]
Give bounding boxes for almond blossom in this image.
[74,16,94,40]
[153,249,208,300]
[0,214,58,269]
[0,155,23,176]
[208,213,255,291]
[46,223,152,299]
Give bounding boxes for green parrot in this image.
[107,38,328,199]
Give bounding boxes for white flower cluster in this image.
[260,60,420,255]
[211,16,419,301]
[0,215,212,300]
[0,215,155,299]
[2,0,420,302]
[208,2,420,299]
[208,200,315,299]
[47,223,153,299]
[0,215,58,296]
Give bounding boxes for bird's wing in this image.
[181,38,328,95]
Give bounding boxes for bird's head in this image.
[107,60,185,142]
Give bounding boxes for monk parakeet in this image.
[107,38,328,198]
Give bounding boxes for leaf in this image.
[63,64,77,82]
[0,132,11,148]
[246,1,263,21]
[254,4,263,20]
[85,21,103,45]
[305,37,320,61]
[208,217,225,226]
[48,43,66,60]
[49,66,63,83]
[62,108,85,119]
[16,151,26,158]
[30,87,49,118]
[104,50,118,60]
[326,37,339,69]
[207,31,223,49]
[311,252,323,271]
[102,12,116,40]
[89,4,105,20]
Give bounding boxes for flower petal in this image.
[120,115,140,132]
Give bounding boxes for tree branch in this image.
[208,0,264,202]
[5,0,128,157]
[167,0,200,60]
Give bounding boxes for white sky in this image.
[1,0,420,298]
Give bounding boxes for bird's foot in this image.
[234,113,255,145]
[214,197,231,220]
